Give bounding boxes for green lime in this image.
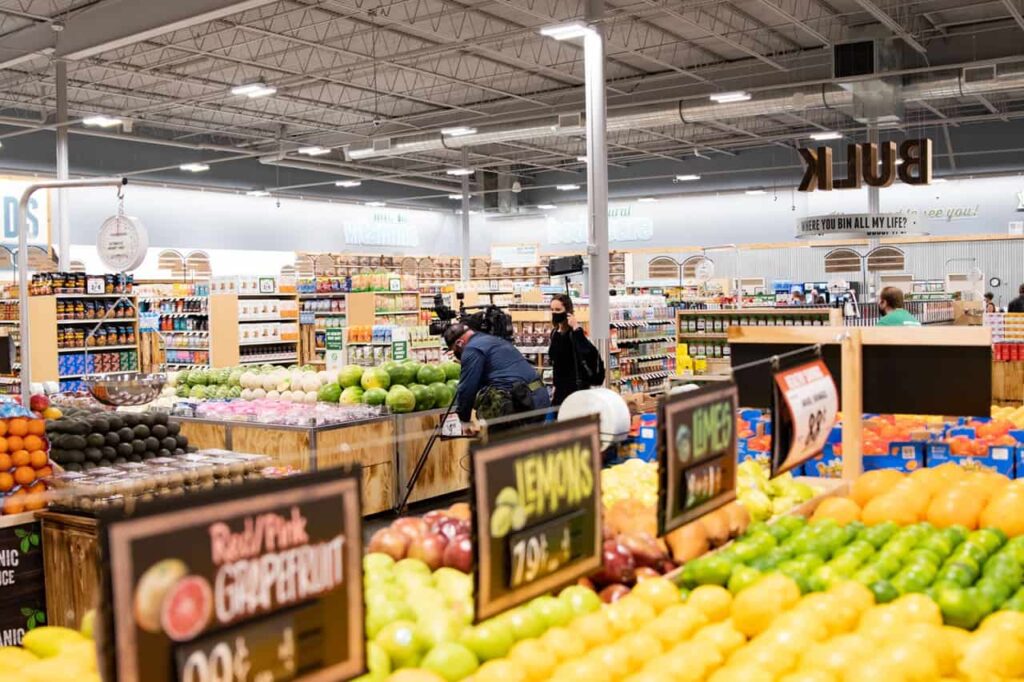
[859,522,898,548]
[966,586,996,620]
[968,530,1005,555]
[943,525,969,547]
[775,515,807,536]
[975,578,1013,608]
[808,565,842,592]
[983,555,1023,585]
[934,584,983,629]
[999,539,1024,566]
[905,548,943,568]
[727,565,762,594]
[684,555,735,587]
[853,566,883,586]
[900,563,938,587]
[794,553,826,573]
[937,563,976,588]
[868,555,902,578]
[1002,587,1024,612]
[891,574,922,595]
[952,543,988,566]
[746,521,770,537]
[919,534,954,559]
[869,580,900,604]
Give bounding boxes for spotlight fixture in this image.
[179,163,210,173]
[246,190,270,197]
[448,194,462,200]
[231,82,277,98]
[675,174,701,181]
[537,204,557,210]
[638,197,657,203]
[710,91,751,104]
[365,201,386,207]
[810,131,842,141]
[577,156,588,163]
[745,189,767,195]
[441,127,477,137]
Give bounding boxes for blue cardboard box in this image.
[927,442,1016,477]
[863,441,927,473]
[800,444,842,478]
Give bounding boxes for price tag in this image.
[388,278,401,292]
[471,415,602,621]
[100,469,365,682]
[87,277,106,294]
[658,381,739,535]
[770,358,838,477]
[441,413,464,438]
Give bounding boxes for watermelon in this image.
[387,362,416,387]
[429,382,453,408]
[318,382,342,403]
[441,361,461,381]
[447,379,459,392]
[189,385,208,400]
[417,364,446,385]
[187,369,208,386]
[338,365,364,389]
[409,384,434,411]
[175,385,190,399]
[363,388,388,406]
[228,369,244,387]
[339,386,364,404]
[361,367,391,391]
[385,385,416,414]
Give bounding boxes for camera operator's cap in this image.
[442,323,470,349]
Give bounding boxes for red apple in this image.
[593,540,636,586]
[408,532,448,571]
[29,394,49,413]
[368,527,409,561]
[423,510,448,530]
[447,502,470,521]
[391,516,428,542]
[443,533,473,573]
[599,584,630,603]
[437,517,467,541]
[577,576,596,591]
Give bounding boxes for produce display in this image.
[0,611,99,682]
[735,461,817,521]
[333,360,460,413]
[46,407,193,471]
[367,502,474,573]
[192,398,382,426]
[0,403,53,516]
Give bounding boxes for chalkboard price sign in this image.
[472,416,602,621]
[101,469,365,682]
[0,517,45,648]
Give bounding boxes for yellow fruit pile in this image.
[814,465,1024,537]
[0,624,98,682]
[990,405,1024,429]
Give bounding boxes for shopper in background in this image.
[548,294,605,406]
[442,323,550,432]
[985,292,998,313]
[1009,284,1024,313]
[790,287,805,305]
[877,286,921,327]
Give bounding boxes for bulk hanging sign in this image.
[658,382,740,535]
[0,518,46,647]
[798,139,932,192]
[770,358,839,477]
[797,213,918,239]
[490,244,539,268]
[100,469,365,682]
[471,415,602,621]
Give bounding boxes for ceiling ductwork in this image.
[344,64,1024,162]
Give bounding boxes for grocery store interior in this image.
[2,0,1024,680]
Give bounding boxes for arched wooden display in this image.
[866,246,906,272]
[184,251,212,279]
[681,255,710,279]
[825,247,863,274]
[648,256,681,280]
[157,249,185,277]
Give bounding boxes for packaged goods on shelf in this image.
[987,312,1024,361]
[296,275,350,294]
[29,271,134,296]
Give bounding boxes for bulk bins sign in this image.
[100,469,365,682]
[0,178,49,247]
[343,210,419,247]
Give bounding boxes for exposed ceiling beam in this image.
[851,0,928,55]
[942,124,957,170]
[1001,0,1024,32]
[0,0,283,70]
[755,0,832,46]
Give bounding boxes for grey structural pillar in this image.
[867,123,880,215]
[584,0,610,375]
[56,60,71,269]
[461,149,471,281]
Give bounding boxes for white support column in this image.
[55,61,70,269]
[584,0,610,375]
[867,124,880,215]
[460,149,471,282]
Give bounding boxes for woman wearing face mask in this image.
[548,294,605,406]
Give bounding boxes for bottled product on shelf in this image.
[986,312,1024,361]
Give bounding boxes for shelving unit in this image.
[138,291,211,370]
[608,296,677,394]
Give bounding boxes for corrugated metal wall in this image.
[634,239,1024,305]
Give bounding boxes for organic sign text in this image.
[0,521,45,647]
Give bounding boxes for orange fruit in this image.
[888,479,931,517]
[850,469,904,507]
[0,472,12,492]
[13,466,34,487]
[0,420,7,437]
[23,481,46,511]
[9,450,29,467]
[979,489,1024,537]
[6,436,24,453]
[861,493,919,526]
[28,450,47,469]
[0,437,8,454]
[26,419,45,436]
[811,497,862,525]
[3,494,24,515]
[7,418,28,437]
[22,435,43,453]
[34,465,52,479]
[0,453,10,470]
[927,488,984,529]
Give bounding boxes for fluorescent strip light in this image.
[675,174,701,181]
[810,131,842,141]
[710,91,751,104]
[246,190,270,197]
[179,163,209,173]
[448,194,463,200]
[232,82,276,98]
[82,115,122,128]
[446,168,474,176]
[539,21,593,40]
[577,156,588,163]
[365,201,386,207]
[537,204,556,210]
[335,180,362,188]
[298,146,331,156]
[638,197,657,203]
[745,189,767,195]
[441,127,477,137]
[556,184,580,191]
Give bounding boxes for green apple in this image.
[421,642,480,682]
[416,611,463,649]
[374,620,425,667]
[459,619,514,661]
[528,595,573,628]
[558,585,601,616]
[395,558,433,577]
[433,567,472,599]
[364,552,397,574]
[367,641,391,677]
[501,607,546,641]
[366,601,415,639]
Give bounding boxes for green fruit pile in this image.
[682,515,1024,629]
[336,361,458,413]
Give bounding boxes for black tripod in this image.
[394,399,462,515]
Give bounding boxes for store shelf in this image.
[147,312,208,318]
[677,332,728,339]
[614,335,674,344]
[163,330,210,335]
[0,320,19,325]
[57,317,138,325]
[239,339,298,346]
[611,319,675,326]
[373,291,420,295]
[239,317,299,323]
[138,296,207,301]
[298,292,348,299]
[615,352,673,361]
[237,292,296,298]
[617,370,671,382]
[59,370,136,379]
[54,293,135,299]
[238,355,298,365]
[375,310,420,315]
[57,344,137,352]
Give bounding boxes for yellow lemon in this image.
[692,622,747,657]
[570,611,614,649]
[687,585,733,622]
[506,639,558,682]
[642,605,707,647]
[889,594,943,627]
[878,641,940,682]
[828,581,875,614]
[629,578,683,613]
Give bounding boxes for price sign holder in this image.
[770,357,838,477]
[657,381,739,536]
[471,415,602,622]
[98,468,365,682]
[0,514,45,647]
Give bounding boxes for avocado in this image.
[85,433,105,449]
[132,424,150,440]
[141,450,155,460]
[65,462,82,472]
[100,446,117,461]
[82,461,97,471]
[121,413,139,427]
[139,413,155,428]
[113,457,127,464]
[49,448,66,464]
[144,436,159,452]
[160,437,177,452]
[84,447,103,463]
[174,435,188,450]
[62,435,87,451]
[104,432,121,448]
[116,443,133,458]
[89,416,110,433]
[47,419,68,434]
[167,421,181,436]
[151,424,168,440]
[65,450,85,464]
[117,427,133,443]
[157,448,172,459]
[173,448,184,456]
[70,419,91,436]
[131,440,146,454]
[128,454,142,463]
[106,415,124,431]
[152,412,168,426]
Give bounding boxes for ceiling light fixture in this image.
[710,91,751,104]
[179,163,209,173]
[448,194,463,200]
[246,190,270,197]
[441,127,477,137]
[298,146,331,156]
[638,197,657,203]
[537,204,556,210]
[539,21,594,40]
[335,180,362,188]
[446,168,474,176]
[675,174,701,181]
[810,131,843,141]
[556,184,580,191]
[231,82,276,98]
[577,156,588,163]
[365,201,386,207]
[745,189,767,195]
[82,115,122,128]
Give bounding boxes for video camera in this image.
[428,292,514,341]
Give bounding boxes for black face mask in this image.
[552,312,567,325]
[878,304,887,317]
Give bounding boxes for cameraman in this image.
[443,323,550,432]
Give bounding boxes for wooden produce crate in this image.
[992,360,1024,404]
[394,408,470,506]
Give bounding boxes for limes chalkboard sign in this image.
[658,381,739,535]
[99,469,365,682]
[471,415,602,621]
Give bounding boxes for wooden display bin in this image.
[38,511,99,629]
[395,408,470,505]
[176,415,396,514]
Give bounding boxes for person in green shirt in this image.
[877,286,921,326]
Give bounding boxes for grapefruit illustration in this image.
[160,575,213,642]
[133,558,187,634]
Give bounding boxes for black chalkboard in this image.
[0,519,46,647]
